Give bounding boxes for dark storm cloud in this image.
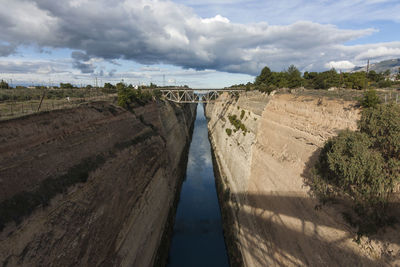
[71,51,90,61]
[71,51,95,73]
[0,0,399,74]
[72,61,95,73]
[0,43,16,56]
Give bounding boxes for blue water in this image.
[167,104,229,267]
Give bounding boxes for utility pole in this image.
[163,74,165,87]
[365,59,370,90]
[340,70,343,88]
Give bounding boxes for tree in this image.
[361,89,381,108]
[117,83,132,108]
[383,69,391,78]
[60,83,74,89]
[104,83,115,89]
[255,66,273,85]
[345,72,366,90]
[286,65,302,88]
[377,79,392,88]
[0,79,9,89]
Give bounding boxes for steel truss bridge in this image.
[159,88,244,103]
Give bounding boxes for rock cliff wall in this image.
[0,100,196,266]
[207,91,399,266]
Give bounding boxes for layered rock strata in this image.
[0,100,196,266]
[207,91,399,266]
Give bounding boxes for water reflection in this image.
[167,104,229,267]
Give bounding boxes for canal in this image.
[167,104,229,267]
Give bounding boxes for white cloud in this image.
[355,46,400,60]
[201,14,230,24]
[0,0,399,78]
[325,61,355,70]
[175,0,400,24]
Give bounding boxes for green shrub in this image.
[361,89,381,108]
[316,131,390,232]
[226,128,232,136]
[358,104,400,160]
[313,104,400,234]
[240,110,245,120]
[228,114,247,133]
[0,79,9,89]
[378,79,392,88]
[117,84,155,109]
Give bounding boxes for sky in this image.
[0,0,399,88]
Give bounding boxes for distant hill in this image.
[353,58,400,74]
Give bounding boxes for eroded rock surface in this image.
[207,91,400,266]
[0,100,196,266]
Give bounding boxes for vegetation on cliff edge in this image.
[310,103,400,235]
[230,64,400,93]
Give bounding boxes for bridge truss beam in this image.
[159,89,244,103]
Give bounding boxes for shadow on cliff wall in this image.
[300,148,400,247]
[207,98,235,134]
[232,192,384,266]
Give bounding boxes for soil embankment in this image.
[206,91,400,266]
[0,100,196,266]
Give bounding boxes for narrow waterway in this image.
[167,104,229,267]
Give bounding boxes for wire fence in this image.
[288,88,400,104]
[382,90,400,104]
[0,95,116,121]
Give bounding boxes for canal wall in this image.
[0,100,196,266]
[206,91,399,266]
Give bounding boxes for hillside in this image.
[353,58,400,74]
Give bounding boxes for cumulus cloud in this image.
[0,0,399,76]
[325,60,355,70]
[355,46,400,60]
[0,59,69,74]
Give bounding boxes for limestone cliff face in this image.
[207,91,399,266]
[0,100,196,266]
